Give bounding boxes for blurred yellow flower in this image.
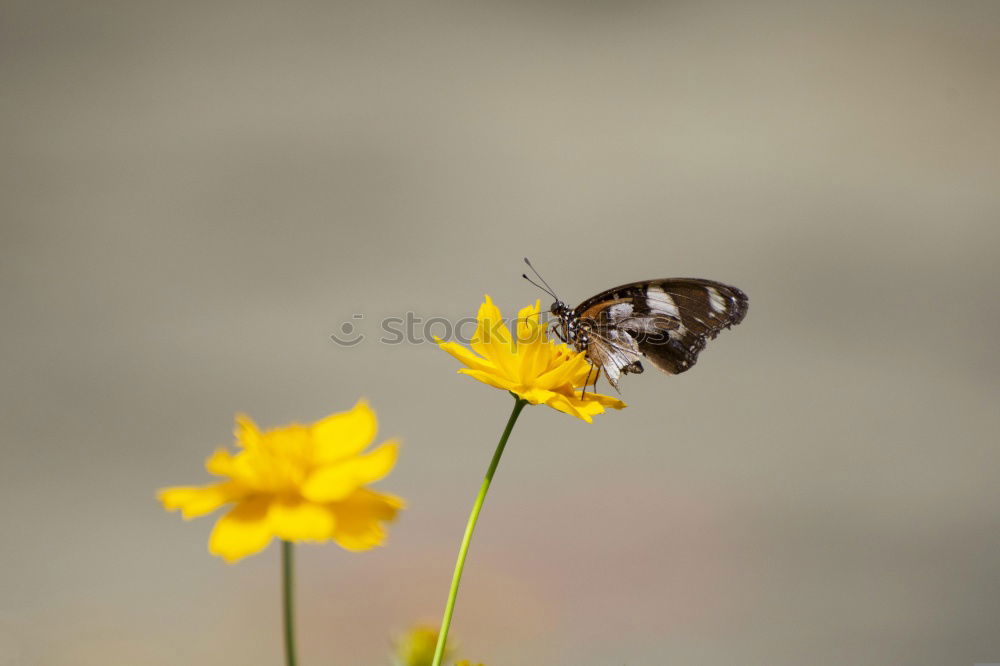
[158,400,403,562]
[392,625,485,666]
[437,296,626,422]
[394,625,449,666]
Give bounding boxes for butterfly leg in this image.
[581,361,595,400]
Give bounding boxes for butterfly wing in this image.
[576,278,748,378]
[574,295,676,388]
[583,323,643,390]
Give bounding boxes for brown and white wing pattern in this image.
[577,296,677,388]
[584,325,642,389]
[575,278,748,380]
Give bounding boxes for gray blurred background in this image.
[2,1,999,665]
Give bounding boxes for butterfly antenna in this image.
[523,257,560,300]
[522,273,557,300]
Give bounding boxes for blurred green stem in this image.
[431,395,528,666]
[282,540,298,666]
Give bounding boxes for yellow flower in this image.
[393,625,448,666]
[158,400,403,562]
[391,625,484,666]
[437,296,626,422]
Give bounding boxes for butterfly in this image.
[523,258,748,390]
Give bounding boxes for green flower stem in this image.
[432,395,529,666]
[281,540,298,666]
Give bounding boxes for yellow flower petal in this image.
[158,482,241,519]
[234,414,262,450]
[436,338,498,375]
[301,440,400,503]
[542,393,595,422]
[267,496,336,541]
[582,392,628,409]
[534,350,587,388]
[205,448,238,476]
[515,301,548,383]
[471,295,517,379]
[545,388,628,422]
[330,489,404,551]
[208,496,273,562]
[394,626,446,666]
[515,301,541,341]
[457,368,517,393]
[311,399,377,463]
[266,424,312,465]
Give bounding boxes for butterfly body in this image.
[550,278,748,389]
